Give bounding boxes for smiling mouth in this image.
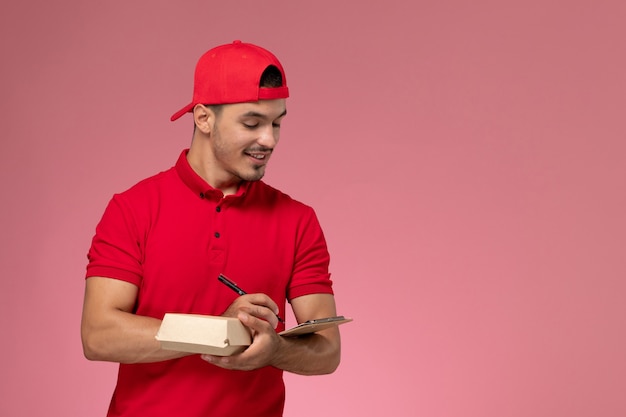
[244,150,272,161]
[246,152,266,160]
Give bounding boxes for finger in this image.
[236,295,280,328]
[241,306,279,329]
[238,310,277,333]
[244,293,280,317]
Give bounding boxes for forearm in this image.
[81,309,190,364]
[81,277,191,364]
[271,327,341,375]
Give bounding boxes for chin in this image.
[240,168,266,182]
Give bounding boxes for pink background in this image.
[1,1,625,416]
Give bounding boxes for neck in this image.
[187,141,240,196]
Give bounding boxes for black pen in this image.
[218,274,285,323]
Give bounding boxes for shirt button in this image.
[216,206,221,212]
[199,192,205,199]
[214,232,221,238]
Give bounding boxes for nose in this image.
[257,125,279,149]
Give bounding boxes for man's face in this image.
[209,99,287,183]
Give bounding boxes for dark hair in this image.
[259,65,283,88]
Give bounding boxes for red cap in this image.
[170,40,289,121]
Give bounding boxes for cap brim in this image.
[170,103,194,121]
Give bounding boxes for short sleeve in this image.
[85,194,144,286]
[287,207,333,300]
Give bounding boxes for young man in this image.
[81,40,341,417]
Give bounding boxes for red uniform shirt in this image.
[86,150,333,417]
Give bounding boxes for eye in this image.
[272,122,281,128]
[243,123,259,129]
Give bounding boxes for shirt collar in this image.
[175,149,250,201]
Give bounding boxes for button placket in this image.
[214,202,223,240]
[201,190,226,266]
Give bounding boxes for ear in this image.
[193,104,216,135]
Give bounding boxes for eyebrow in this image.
[241,109,287,120]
